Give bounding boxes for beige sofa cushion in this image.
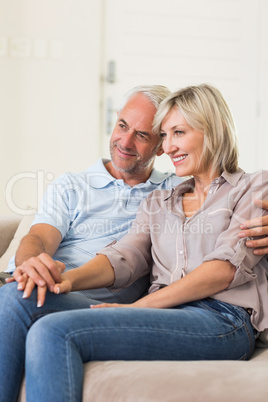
[81,354,268,402]
[0,215,21,260]
[17,349,268,402]
[0,214,35,272]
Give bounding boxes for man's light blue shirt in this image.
[7,159,182,273]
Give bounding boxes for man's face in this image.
[110,94,163,175]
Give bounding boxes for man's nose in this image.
[120,130,136,148]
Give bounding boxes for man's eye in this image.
[119,124,127,129]
[137,133,148,142]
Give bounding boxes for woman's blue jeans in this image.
[0,283,256,402]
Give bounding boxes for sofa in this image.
[1,214,268,401]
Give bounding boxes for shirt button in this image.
[215,179,219,183]
[208,190,213,194]
[179,250,183,255]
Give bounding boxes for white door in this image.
[101,0,262,173]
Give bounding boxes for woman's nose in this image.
[162,137,178,154]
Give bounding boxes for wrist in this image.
[61,271,74,290]
[133,297,151,308]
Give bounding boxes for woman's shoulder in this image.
[237,169,268,189]
[146,188,173,203]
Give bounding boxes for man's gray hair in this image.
[119,85,171,111]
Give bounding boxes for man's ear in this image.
[156,146,164,157]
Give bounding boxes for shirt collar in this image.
[86,159,117,188]
[147,168,174,185]
[164,168,245,201]
[221,168,245,186]
[87,158,175,189]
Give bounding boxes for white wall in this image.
[259,0,268,168]
[101,0,268,175]
[0,0,103,215]
[1,0,267,216]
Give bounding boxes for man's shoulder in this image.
[150,170,184,190]
[52,159,111,186]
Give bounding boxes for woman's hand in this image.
[53,273,73,295]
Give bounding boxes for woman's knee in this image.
[27,313,64,347]
[26,314,67,365]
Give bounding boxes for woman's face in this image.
[160,107,206,179]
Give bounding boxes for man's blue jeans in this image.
[0,283,256,402]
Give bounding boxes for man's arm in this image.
[10,223,63,290]
[239,199,268,255]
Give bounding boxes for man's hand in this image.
[8,257,66,307]
[12,253,65,291]
[8,254,66,307]
[21,277,48,308]
[239,199,268,255]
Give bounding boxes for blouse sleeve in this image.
[98,197,153,289]
[203,170,268,288]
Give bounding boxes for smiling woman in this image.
[154,84,239,180]
[152,84,240,214]
[159,109,206,180]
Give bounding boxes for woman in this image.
[4,84,268,401]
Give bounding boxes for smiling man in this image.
[4,85,182,305]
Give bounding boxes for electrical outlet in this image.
[10,37,31,58]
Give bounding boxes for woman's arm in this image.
[92,260,235,309]
[54,254,115,294]
[135,260,235,308]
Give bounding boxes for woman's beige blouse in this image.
[100,169,268,331]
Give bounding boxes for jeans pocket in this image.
[199,299,240,329]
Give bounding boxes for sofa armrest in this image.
[0,215,21,258]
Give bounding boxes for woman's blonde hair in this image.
[153,83,239,174]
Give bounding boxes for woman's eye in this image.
[175,130,184,136]
[160,133,166,139]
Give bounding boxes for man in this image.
[3,85,268,308]
[2,85,182,305]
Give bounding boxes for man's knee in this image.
[0,281,26,306]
